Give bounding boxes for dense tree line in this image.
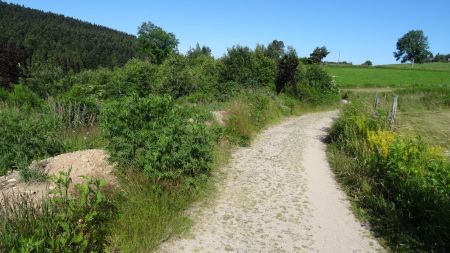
[0,1,135,88]
[428,53,450,62]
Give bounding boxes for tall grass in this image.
[47,98,99,129]
[107,170,210,252]
[327,93,450,252]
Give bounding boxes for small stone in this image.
[7,178,17,183]
[188,118,194,123]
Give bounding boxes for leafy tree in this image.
[0,43,24,88]
[266,40,285,60]
[309,46,329,64]
[136,22,178,64]
[187,53,220,95]
[362,60,373,66]
[276,47,299,94]
[219,45,254,86]
[430,53,450,62]
[394,30,432,66]
[21,60,65,97]
[187,43,212,58]
[252,47,277,86]
[0,1,135,87]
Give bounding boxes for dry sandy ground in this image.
[159,111,384,253]
[0,149,115,202]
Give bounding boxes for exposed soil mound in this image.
[0,149,116,202]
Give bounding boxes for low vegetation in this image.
[0,16,340,251]
[0,171,115,252]
[328,88,450,252]
[101,95,217,180]
[0,106,63,177]
[3,3,448,252]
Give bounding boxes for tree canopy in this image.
[276,48,299,94]
[394,30,431,65]
[0,2,135,88]
[309,46,329,64]
[266,40,285,60]
[136,22,179,64]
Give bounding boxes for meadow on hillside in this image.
[326,64,450,88]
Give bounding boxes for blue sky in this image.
[5,0,450,65]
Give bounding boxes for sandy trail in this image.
[159,111,383,253]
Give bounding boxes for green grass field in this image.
[383,62,450,71]
[326,63,450,88]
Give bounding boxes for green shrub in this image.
[0,107,63,176]
[298,65,339,103]
[157,54,196,98]
[220,46,255,86]
[61,59,159,101]
[62,68,114,101]
[114,58,159,97]
[7,84,43,110]
[21,61,65,97]
[0,87,9,101]
[187,53,220,96]
[0,171,115,252]
[251,48,277,87]
[101,95,215,180]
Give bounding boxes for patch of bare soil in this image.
[0,149,116,202]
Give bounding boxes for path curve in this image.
[159,111,384,253]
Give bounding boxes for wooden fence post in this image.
[389,96,398,129]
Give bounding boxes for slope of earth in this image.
[0,149,116,202]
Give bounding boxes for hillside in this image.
[0,1,136,87]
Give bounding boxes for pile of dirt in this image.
[0,149,116,202]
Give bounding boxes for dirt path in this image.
[159,111,384,253]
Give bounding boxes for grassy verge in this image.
[327,89,450,252]
[345,87,450,149]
